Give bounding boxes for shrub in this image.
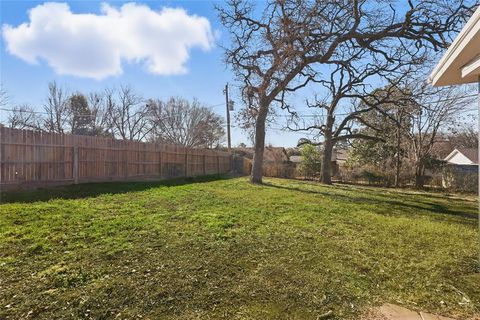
[298,145,321,180]
[442,165,478,193]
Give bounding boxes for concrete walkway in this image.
[377,304,455,320]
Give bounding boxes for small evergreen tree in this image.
[298,144,321,180]
[68,93,94,135]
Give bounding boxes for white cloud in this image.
[2,2,215,79]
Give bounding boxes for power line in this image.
[228,123,315,135]
[272,93,479,118]
[207,103,225,108]
[0,107,47,115]
[3,92,477,129]
[3,93,476,118]
[0,102,227,119]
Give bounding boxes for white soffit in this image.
[430,6,480,86]
[462,55,480,78]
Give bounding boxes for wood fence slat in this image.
[0,127,235,189]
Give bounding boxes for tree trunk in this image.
[320,134,334,185]
[394,126,401,188]
[250,102,269,184]
[320,115,334,185]
[414,162,425,189]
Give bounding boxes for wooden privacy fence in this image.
[0,127,232,190]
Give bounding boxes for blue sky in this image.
[0,0,312,147]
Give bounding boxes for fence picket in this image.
[0,127,233,190]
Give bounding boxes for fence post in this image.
[73,145,79,184]
[159,145,162,179]
[203,154,206,175]
[184,149,188,177]
[217,155,220,174]
[125,144,129,180]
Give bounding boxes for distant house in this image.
[235,146,350,179]
[289,148,349,177]
[331,148,349,176]
[444,148,478,165]
[289,155,303,164]
[442,148,478,191]
[234,146,289,163]
[430,138,455,160]
[333,148,349,164]
[233,146,294,178]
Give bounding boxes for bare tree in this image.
[449,125,478,149]
[351,75,474,188]
[405,82,473,188]
[105,86,150,141]
[147,97,225,148]
[7,104,43,130]
[43,81,70,133]
[218,0,475,184]
[3,83,155,139]
[88,92,113,137]
[347,87,415,187]
[289,65,417,184]
[234,105,277,148]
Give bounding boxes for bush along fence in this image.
[0,127,233,190]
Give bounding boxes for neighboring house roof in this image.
[235,147,350,164]
[289,149,349,164]
[430,138,455,159]
[289,155,302,163]
[430,6,480,86]
[444,148,478,165]
[333,149,349,163]
[233,147,289,162]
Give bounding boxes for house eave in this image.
[444,149,460,162]
[429,6,480,87]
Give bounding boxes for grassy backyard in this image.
[0,176,479,319]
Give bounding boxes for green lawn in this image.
[1,176,479,319]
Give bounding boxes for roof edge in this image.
[429,6,480,85]
[444,148,460,162]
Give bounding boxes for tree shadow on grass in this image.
[332,182,477,202]
[0,174,232,204]
[263,181,477,226]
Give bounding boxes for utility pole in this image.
[224,83,232,152]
